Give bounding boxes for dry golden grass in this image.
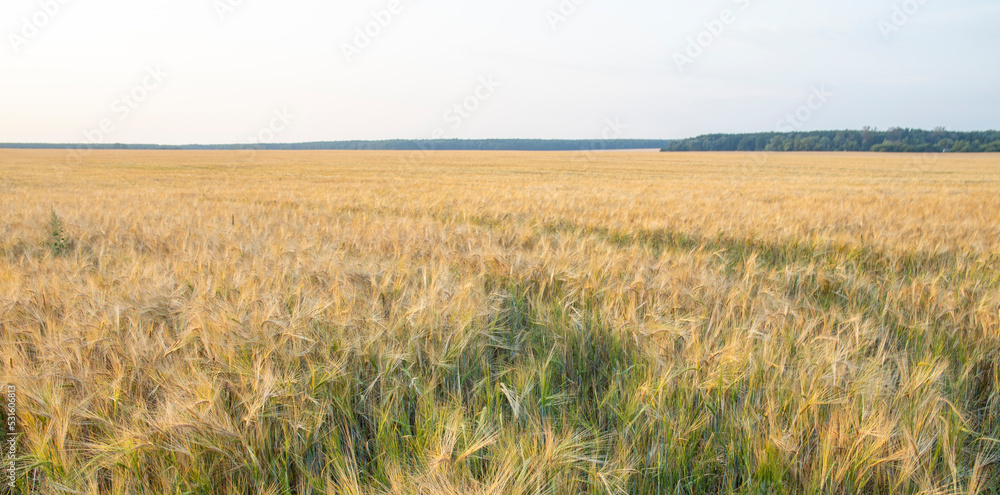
[1,149,998,494]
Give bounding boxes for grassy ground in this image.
[1,150,998,494]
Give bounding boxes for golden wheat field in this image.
[1,149,999,494]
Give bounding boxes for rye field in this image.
[1,149,999,494]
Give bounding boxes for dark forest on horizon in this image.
[663,128,1000,153]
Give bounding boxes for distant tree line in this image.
[0,143,185,150]
[662,128,1000,153]
[0,139,672,152]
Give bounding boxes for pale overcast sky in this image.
[1,0,998,144]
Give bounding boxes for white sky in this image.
[1,0,998,144]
